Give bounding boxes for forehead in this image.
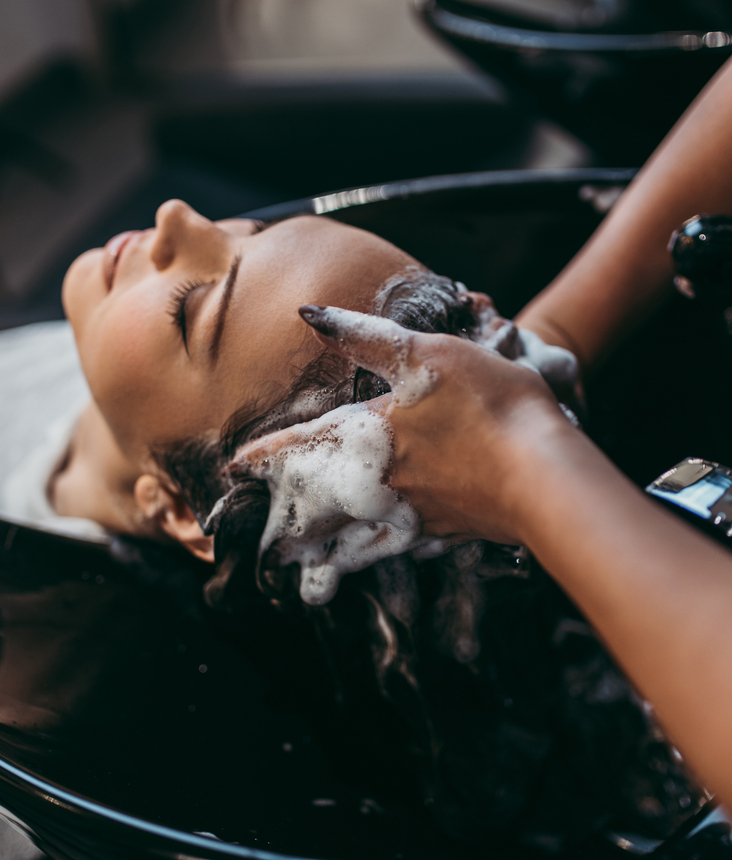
[247,216,415,301]
[256,215,407,266]
[210,218,419,412]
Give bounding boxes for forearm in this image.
[516,57,732,373]
[504,415,732,803]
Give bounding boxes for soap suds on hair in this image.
[231,401,449,606]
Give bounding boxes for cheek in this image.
[80,294,167,415]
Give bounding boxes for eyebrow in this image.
[209,254,241,363]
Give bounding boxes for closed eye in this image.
[168,278,208,352]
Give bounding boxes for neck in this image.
[49,400,148,534]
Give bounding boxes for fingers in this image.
[299,304,415,376]
[299,305,436,407]
[228,423,306,478]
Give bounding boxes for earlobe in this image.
[133,474,215,563]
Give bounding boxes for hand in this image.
[236,306,569,546]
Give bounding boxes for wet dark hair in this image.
[155,268,700,849]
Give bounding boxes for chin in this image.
[61,249,104,326]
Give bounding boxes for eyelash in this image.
[167,278,207,338]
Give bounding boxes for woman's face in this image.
[63,201,417,460]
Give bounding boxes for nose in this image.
[149,199,229,272]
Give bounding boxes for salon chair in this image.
[416,0,732,165]
[2,167,732,860]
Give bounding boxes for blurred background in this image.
[1,0,731,329]
[0,0,593,331]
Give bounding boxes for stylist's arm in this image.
[516,56,732,374]
[306,309,732,810]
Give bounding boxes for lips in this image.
[102,230,139,291]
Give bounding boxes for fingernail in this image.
[299,305,338,337]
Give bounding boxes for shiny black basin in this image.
[1,167,729,860]
[417,0,732,165]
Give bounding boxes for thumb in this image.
[227,423,308,478]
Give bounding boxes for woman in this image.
[50,209,418,543]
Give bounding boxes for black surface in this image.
[152,73,537,201]
[0,523,455,860]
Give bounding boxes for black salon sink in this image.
[416,0,732,165]
[1,167,729,860]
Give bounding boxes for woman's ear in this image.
[133,474,214,563]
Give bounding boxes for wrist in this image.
[496,400,585,546]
